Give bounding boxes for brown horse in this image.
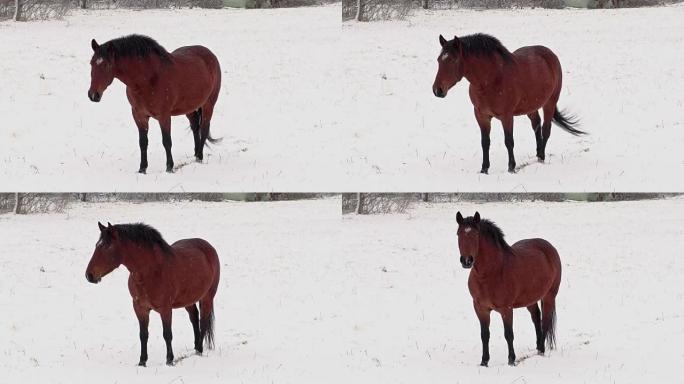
[88,35,222,173]
[433,34,585,174]
[85,222,220,366]
[456,212,561,366]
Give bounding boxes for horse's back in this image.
[172,238,220,263]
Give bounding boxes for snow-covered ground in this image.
[0,198,345,383]
[342,5,684,191]
[0,5,341,192]
[2,196,683,383]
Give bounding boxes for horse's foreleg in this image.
[159,116,174,173]
[133,302,150,366]
[500,308,516,365]
[185,304,202,354]
[474,109,492,174]
[501,116,516,173]
[160,308,174,365]
[527,303,544,354]
[132,111,149,174]
[474,303,491,367]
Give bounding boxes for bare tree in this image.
[355,0,363,20]
[422,0,428,9]
[13,193,21,213]
[13,0,21,20]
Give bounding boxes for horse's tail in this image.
[553,108,586,136]
[545,306,557,350]
[203,308,215,350]
[206,132,222,146]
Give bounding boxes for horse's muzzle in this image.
[86,271,101,284]
[460,255,473,269]
[433,87,446,98]
[88,90,101,103]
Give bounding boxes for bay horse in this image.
[433,34,586,174]
[88,34,222,173]
[455,212,561,366]
[85,222,220,366]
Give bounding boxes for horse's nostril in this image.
[86,272,95,283]
[434,88,445,98]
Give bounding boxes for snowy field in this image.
[0,198,344,383]
[1,196,683,383]
[0,5,341,192]
[342,5,684,192]
[340,197,684,383]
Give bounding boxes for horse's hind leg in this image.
[160,307,175,365]
[186,110,202,162]
[185,304,202,354]
[527,303,544,354]
[527,111,544,162]
[196,105,215,161]
[158,116,174,173]
[539,103,556,162]
[501,115,517,173]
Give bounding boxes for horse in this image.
[85,222,220,366]
[88,34,222,173]
[455,212,561,366]
[432,34,586,174]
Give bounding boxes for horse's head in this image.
[85,222,123,284]
[88,39,114,103]
[456,211,481,269]
[433,35,465,98]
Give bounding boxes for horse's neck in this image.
[463,55,507,88]
[113,57,163,89]
[473,239,504,278]
[120,243,164,279]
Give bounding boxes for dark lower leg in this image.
[160,127,173,172]
[186,305,202,353]
[480,131,491,174]
[137,317,149,366]
[540,121,552,160]
[138,128,148,173]
[479,320,490,366]
[161,310,174,365]
[528,304,544,354]
[502,310,516,365]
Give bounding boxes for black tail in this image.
[553,108,586,136]
[206,132,222,146]
[202,309,215,350]
[545,307,557,350]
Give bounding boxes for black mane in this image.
[109,223,173,255]
[97,34,171,63]
[445,33,514,63]
[462,216,513,253]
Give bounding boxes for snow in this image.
[2,196,683,383]
[0,5,341,192]
[342,5,684,191]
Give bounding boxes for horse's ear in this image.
[452,35,460,47]
[456,211,463,224]
[473,212,481,224]
[91,39,99,52]
[439,34,447,47]
[98,221,105,232]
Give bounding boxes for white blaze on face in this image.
[440,52,449,62]
[464,227,472,233]
[95,57,104,65]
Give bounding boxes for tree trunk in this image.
[80,193,87,202]
[80,0,87,8]
[356,193,364,214]
[14,193,22,214]
[422,193,428,202]
[13,0,22,21]
[355,0,363,21]
[422,0,428,9]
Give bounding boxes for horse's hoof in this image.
[508,358,517,366]
[138,361,146,367]
[508,167,517,174]
[138,168,146,174]
[480,361,488,367]
[480,169,488,175]
[166,167,174,173]
[166,360,175,366]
